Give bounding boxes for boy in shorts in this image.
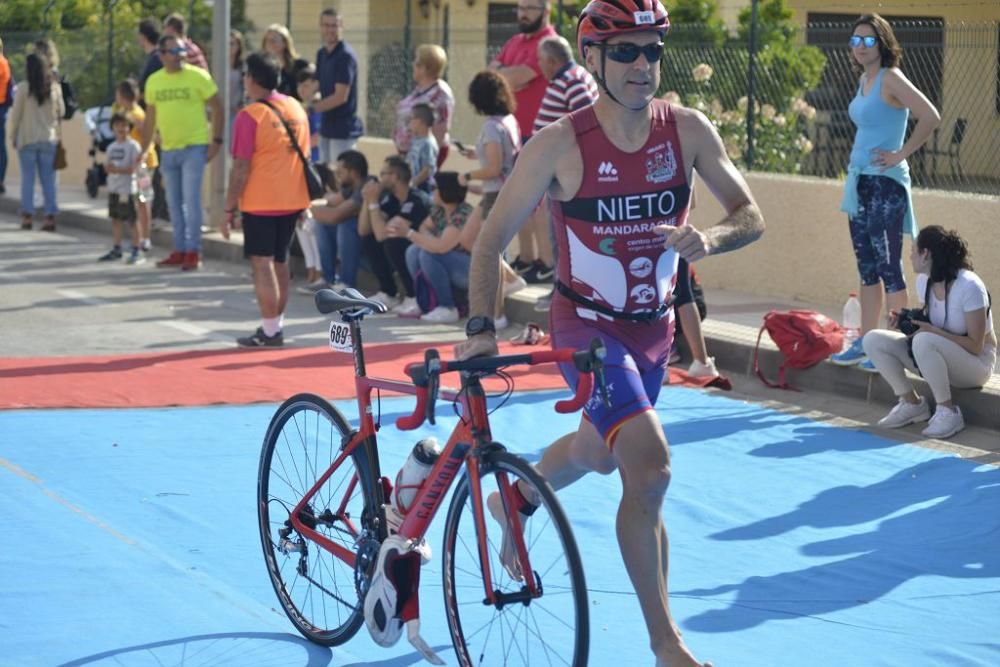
[99,113,143,264]
[113,79,156,253]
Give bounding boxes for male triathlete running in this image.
[457,1,765,665]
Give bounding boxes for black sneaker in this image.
[237,327,284,348]
[510,255,532,274]
[523,260,554,284]
[98,247,123,262]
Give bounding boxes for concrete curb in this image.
[505,291,999,434]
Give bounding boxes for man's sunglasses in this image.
[848,35,878,48]
[158,46,184,56]
[600,41,665,64]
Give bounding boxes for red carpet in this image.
[0,341,725,410]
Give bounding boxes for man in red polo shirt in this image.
[490,1,559,283]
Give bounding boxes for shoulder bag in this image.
[256,98,325,200]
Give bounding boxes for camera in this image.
[896,308,929,336]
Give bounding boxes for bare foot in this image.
[654,641,712,667]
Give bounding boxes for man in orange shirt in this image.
[0,37,12,195]
[222,53,311,348]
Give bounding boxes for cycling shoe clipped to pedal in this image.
[364,535,443,664]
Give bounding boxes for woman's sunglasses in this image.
[600,41,665,64]
[848,35,878,48]
[158,46,184,56]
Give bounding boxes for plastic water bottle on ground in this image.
[842,293,862,351]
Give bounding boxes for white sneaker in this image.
[392,296,421,316]
[877,397,931,428]
[420,306,460,323]
[921,405,965,439]
[369,291,400,309]
[495,315,509,330]
[503,275,527,297]
[296,284,321,296]
[688,357,719,378]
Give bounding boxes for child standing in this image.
[295,65,322,162]
[112,80,156,254]
[99,113,143,264]
[406,103,438,194]
[293,65,325,291]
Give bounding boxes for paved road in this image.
[3,210,995,456]
[0,211,468,358]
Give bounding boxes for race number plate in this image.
[328,321,353,352]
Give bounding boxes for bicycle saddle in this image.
[315,287,389,315]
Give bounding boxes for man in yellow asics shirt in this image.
[140,34,223,271]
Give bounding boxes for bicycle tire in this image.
[258,393,379,646]
[442,449,589,666]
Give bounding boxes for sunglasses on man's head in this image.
[849,35,878,48]
[600,41,664,64]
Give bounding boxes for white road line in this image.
[157,319,235,344]
[56,289,109,306]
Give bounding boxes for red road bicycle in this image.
[258,288,607,666]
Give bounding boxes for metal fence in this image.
[802,20,999,195]
[361,20,999,195]
[7,19,997,196]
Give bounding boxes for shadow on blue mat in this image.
[59,632,332,666]
[680,460,1000,632]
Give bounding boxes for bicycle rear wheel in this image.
[258,393,379,646]
[442,449,589,666]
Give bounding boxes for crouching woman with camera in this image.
[863,225,996,438]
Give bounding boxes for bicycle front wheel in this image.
[258,393,378,646]
[442,449,589,666]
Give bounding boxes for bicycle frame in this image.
[284,312,598,606]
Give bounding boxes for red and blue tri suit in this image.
[549,99,691,446]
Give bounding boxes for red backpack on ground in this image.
[754,310,844,390]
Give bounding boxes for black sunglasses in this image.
[600,41,664,64]
[848,35,878,48]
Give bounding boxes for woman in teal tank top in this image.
[831,13,940,367]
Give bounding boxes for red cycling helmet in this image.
[577,0,671,57]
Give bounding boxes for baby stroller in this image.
[83,105,116,198]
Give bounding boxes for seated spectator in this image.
[393,43,454,168]
[359,155,432,314]
[309,150,367,290]
[387,172,474,323]
[863,225,996,439]
[406,102,438,194]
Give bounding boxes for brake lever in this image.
[424,349,441,426]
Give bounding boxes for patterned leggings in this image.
[848,175,907,293]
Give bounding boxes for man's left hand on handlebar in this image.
[455,333,498,361]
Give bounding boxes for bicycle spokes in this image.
[443,452,588,666]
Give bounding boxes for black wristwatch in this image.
[465,316,495,338]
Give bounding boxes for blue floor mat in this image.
[1,388,997,666]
